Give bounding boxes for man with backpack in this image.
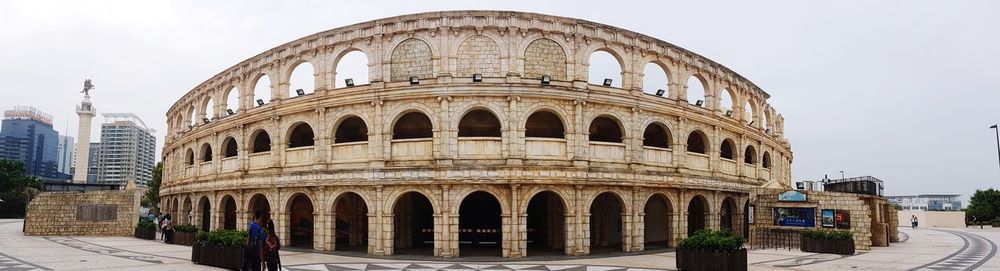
[244,211,266,271]
[263,218,282,271]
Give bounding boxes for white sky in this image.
[1,1,998,201]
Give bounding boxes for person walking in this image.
[162,214,174,243]
[911,215,918,229]
[243,211,265,271]
[263,219,282,271]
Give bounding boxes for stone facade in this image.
[749,188,896,250]
[24,189,141,236]
[160,11,793,258]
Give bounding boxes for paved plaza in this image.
[1,219,998,271]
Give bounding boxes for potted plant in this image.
[192,229,247,270]
[676,230,747,271]
[134,220,157,240]
[800,229,855,255]
[172,224,198,246]
[991,218,1000,228]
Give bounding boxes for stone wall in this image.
[24,190,141,236]
[898,210,966,228]
[749,188,895,251]
[390,38,433,80]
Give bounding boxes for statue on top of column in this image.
[81,79,94,96]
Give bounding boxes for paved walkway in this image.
[1,219,998,271]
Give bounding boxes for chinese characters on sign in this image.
[773,207,816,227]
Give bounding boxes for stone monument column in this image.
[73,85,96,183]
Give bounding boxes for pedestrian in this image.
[263,219,282,271]
[162,214,174,243]
[911,215,918,229]
[243,211,265,271]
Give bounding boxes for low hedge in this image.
[174,224,198,233]
[196,229,248,247]
[137,219,157,230]
[678,230,746,252]
[800,229,852,240]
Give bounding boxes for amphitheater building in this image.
[159,11,792,258]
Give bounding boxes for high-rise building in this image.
[0,106,67,180]
[96,113,155,187]
[56,135,75,175]
[86,142,101,183]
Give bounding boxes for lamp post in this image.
[991,124,1000,176]
[839,170,845,180]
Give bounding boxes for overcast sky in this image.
[2,1,998,200]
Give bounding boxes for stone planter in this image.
[173,231,196,246]
[134,227,156,240]
[192,243,244,270]
[676,248,747,271]
[801,237,855,255]
[991,222,1000,228]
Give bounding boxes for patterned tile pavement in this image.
[286,263,664,271]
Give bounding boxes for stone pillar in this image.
[317,210,333,251]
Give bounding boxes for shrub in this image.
[137,219,156,230]
[196,231,209,243]
[801,229,853,240]
[678,229,745,252]
[199,229,248,247]
[175,224,198,233]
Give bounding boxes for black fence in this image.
[752,228,801,250]
[42,182,120,192]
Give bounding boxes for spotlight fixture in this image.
[473,73,483,82]
[227,109,235,115]
[345,78,355,87]
[540,75,551,85]
[603,78,613,87]
[188,124,193,129]
[202,118,210,124]
[695,100,704,107]
[296,89,305,96]
[409,76,419,85]
[765,128,771,133]
[749,120,755,126]
[725,110,733,117]
[655,89,665,96]
[256,99,264,106]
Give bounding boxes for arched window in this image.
[187,107,196,127]
[762,151,772,169]
[720,139,735,160]
[687,131,707,154]
[744,101,754,124]
[201,143,213,162]
[643,124,671,148]
[253,75,272,105]
[251,130,271,153]
[186,149,195,165]
[589,116,622,143]
[642,63,669,96]
[335,51,369,88]
[720,88,735,116]
[287,123,315,148]
[458,109,501,137]
[588,50,622,87]
[525,111,564,138]
[225,87,239,112]
[744,145,757,164]
[204,99,215,120]
[288,62,315,96]
[393,112,432,140]
[687,75,707,106]
[223,137,238,158]
[335,116,368,143]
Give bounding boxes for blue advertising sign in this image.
[773,207,816,227]
[778,191,807,202]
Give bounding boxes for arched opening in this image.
[525,111,565,138]
[334,116,368,143]
[763,109,771,131]
[642,63,669,95]
[720,197,737,233]
[393,192,434,255]
[253,74,272,105]
[335,51,370,88]
[643,123,671,148]
[744,101,754,124]
[458,191,503,256]
[720,88,735,116]
[392,112,433,140]
[225,87,239,113]
[743,201,751,238]
[744,145,757,165]
[222,196,237,230]
[720,139,735,160]
[687,195,708,236]
[223,137,238,158]
[526,191,565,256]
[187,107,196,127]
[200,143,213,162]
[589,116,623,143]
[199,197,211,232]
[762,151,772,169]
[333,192,368,251]
[458,109,501,137]
[251,130,271,153]
[186,149,194,165]
[288,62,316,96]
[687,75,707,106]
[588,50,622,87]
[248,194,272,226]
[288,194,315,249]
[287,123,315,148]
[590,192,624,252]
[687,131,707,154]
[182,198,193,225]
[204,99,215,121]
[644,194,672,248]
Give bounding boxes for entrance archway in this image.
[743,201,750,238]
[458,191,503,256]
[248,194,272,223]
[393,192,434,255]
[222,196,237,230]
[644,194,672,248]
[687,195,708,236]
[526,191,566,256]
[720,197,737,233]
[334,192,369,251]
[590,192,624,252]
[199,197,211,232]
[287,194,314,249]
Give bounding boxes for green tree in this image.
[966,188,1000,222]
[0,159,42,218]
[141,162,162,209]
